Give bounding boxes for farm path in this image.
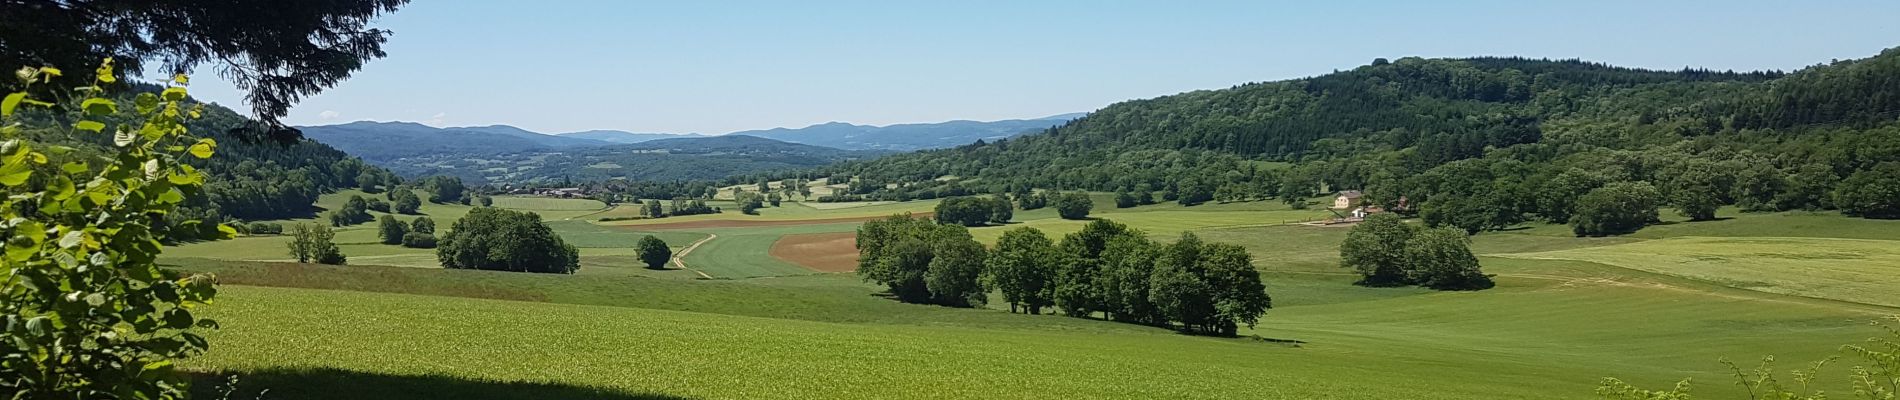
[671,233,718,279]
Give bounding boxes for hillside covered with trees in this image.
[795,47,1900,234]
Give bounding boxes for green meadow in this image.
[164,197,1900,399]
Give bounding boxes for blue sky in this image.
[177,0,1900,135]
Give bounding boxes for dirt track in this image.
[768,232,860,272]
[618,212,934,231]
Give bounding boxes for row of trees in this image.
[856,216,1271,335]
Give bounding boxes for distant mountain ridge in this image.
[557,130,706,144]
[732,113,1083,151]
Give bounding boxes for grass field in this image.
[1494,236,1900,307]
[164,194,1900,399]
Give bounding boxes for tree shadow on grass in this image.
[189,368,693,400]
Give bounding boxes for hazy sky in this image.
[176,0,1900,135]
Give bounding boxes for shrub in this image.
[366,197,390,213]
[410,216,436,234]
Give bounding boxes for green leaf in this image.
[81,98,117,116]
[162,87,188,101]
[217,224,238,239]
[57,231,82,249]
[167,170,202,186]
[188,138,216,159]
[157,187,184,204]
[1,93,23,117]
[74,120,105,133]
[0,151,30,187]
[83,293,105,306]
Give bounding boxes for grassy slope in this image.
[170,198,1900,399]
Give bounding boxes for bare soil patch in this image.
[621,212,934,231]
[769,232,860,272]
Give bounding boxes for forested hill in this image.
[397,134,886,184]
[12,82,392,238]
[804,47,1900,228]
[731,114,1082,151]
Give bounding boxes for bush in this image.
[1053,192,1093,220]
[437,208,580,274]
[637,235,672,270]
[1571,181,1662,236]
[246,222,284,235]
[401,232,437,248]
[366,198,390,213]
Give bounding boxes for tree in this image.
[478,195,494,207]
[934,196,993,227]
[1419,191,1521,234]
[427,176,466,203]
[1665,160,1732,221]
[1145,233,1270,336]
[393,189,422,214]
[1177,181,1214,206]
[737,192,765,215]
[856,214,986,307]
[1202,242,1271,332]
[989,193,1014,224]
[358,171,383,193]
[1535,169,1603,223]
[1339,213,1415,286]
[644,199,666,218]
[1835,163,1900,219]
[637,235,672,270]
[1053,192,1093,220]
[1018,191,1049,210]
[366,197,390,213]
[411,216,436,234]
[1115,191,1138,208]
[924,234,989,307]
[437,207,579,274]
[0,66,225,399]
[1054,219,1134,317]
[1099,235,1162,325]
[289,223,345,265]
[767,192,783,207]
[377,214,408,245]
[331,194,372,226]
[986,228,1060,314]
[1402,227,1493,290]
[0,0,410,138]
[1572,181,1662,236]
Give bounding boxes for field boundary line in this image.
[672,233,717,279]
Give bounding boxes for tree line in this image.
[856,216,1270,336]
